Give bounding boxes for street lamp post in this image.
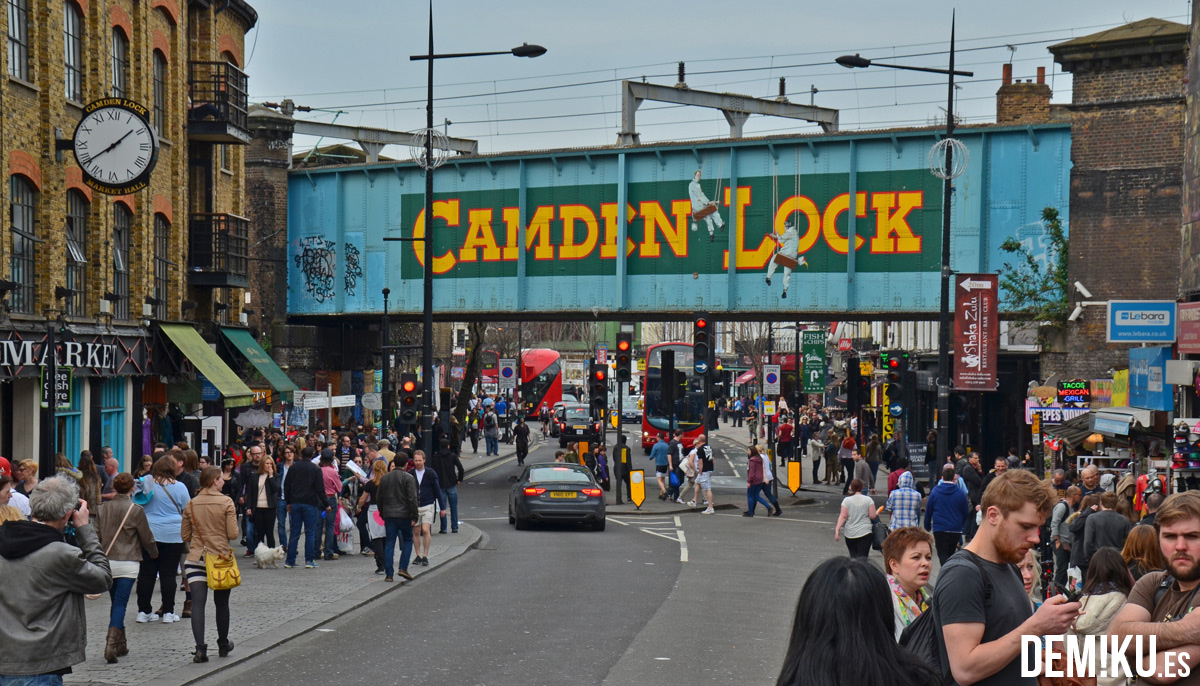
[382,287,390,429]
[409,3,545,461]
[836,13,971,470]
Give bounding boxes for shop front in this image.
[0,323,150,471]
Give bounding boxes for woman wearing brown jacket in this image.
[97,473,158,663]
[181,466,239,663]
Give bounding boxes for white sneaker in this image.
[136,612,159,623]
[686,501,696,507]
[161,612,180,623]
[702,508,715,515]
[675,498,685,504]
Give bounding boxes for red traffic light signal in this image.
[888,358,900,369]
[696,318,708,329]
[594,368,607,381]
[617,339,631,352]
[401,379,417,393]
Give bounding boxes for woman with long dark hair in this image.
[77,452,103,517]
[1122,524,1165,581]
[777,557,936,686]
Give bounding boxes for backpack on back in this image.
[900,553,993,686]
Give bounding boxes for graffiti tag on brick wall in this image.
[344,243,363,296]
[294,236,336,302]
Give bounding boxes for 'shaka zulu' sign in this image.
[953,273,999,392]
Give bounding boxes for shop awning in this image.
[159,324,254,407]
[1091,406,1154,437]
[1045,412,1093,447]
[220,327,298,401]
[735,369,755,384]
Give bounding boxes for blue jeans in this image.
[323,496,339,557]
[746,484,773,514]
[286,503,321,566]
[383,517,414,577]
[485,435,499,455]
[439,487,459,533]
[108,577,135,629]
[276,500,288,549]
[0,676,63,686]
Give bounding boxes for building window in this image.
[220,144,229,171]
[63,1,82,101]
[112,204,130,319]
[9,176,36,315]
[7,0,28,80]
[100,378,126,468]
[153,214,169,319]
[111,28,128,98]
[65,190,87,316]
[152,52,166,136]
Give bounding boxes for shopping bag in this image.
[337,506,354,533]
[366,505,385,540]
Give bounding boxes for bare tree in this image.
[734,322,774,396]
[451,320,487,448]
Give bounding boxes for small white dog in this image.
[253,542,285,569]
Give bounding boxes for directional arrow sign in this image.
[959,278,993,291]
[889,402,904,417]
[694,359,709,374]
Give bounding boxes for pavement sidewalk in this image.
[60,436,544,686]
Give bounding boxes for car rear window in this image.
[529,467,592,484]
[564,408,590,421]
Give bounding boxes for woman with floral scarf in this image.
[880,526,935,640]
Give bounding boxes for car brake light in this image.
[523,487,546,496]
[582,488,602,497]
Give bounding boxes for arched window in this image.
[7,0,29,80]
[65,190,88,316]
[9,176,36,314]
[112,204,130,319]
[153,214,169,319]
[111,28,128,98]
[63,1,83,101]
[152,51,166,135]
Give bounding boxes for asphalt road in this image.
[198,435,857,686]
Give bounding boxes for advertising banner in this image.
[953,274,999,391]
[1129,347,1172,412]
[801,331,826,393]
[1179,302,1200,353]
[1107,301,1177,343]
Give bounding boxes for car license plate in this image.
[550,491,576,499]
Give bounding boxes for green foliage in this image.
[998,206,1069,328]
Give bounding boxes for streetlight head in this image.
[835,54,871,69]
[511,43,546,58]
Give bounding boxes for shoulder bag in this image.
[86,501,135,600]
[188,499,241,591]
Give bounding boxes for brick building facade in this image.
[0,0,258,467]
[1049,19,1187,380]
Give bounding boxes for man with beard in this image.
[935,470,1082,686]
[1109,491,1200,683]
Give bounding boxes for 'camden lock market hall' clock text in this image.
[71,98,160,195]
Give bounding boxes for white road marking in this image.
[713,512,833,525]
[468,456,517,476]
[609,516,689,562]
[720,449,741,478]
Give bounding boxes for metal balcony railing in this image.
[189,214,249,288]
[188,61,250,142]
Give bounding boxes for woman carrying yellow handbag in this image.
[181,466,240,663]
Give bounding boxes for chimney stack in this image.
[996,65,1052,125]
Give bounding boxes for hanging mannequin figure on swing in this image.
[765,219,807,299]
[689,169,725,242]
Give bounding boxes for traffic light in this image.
[615,332,633,383]
[692,314,711,375]
[857,374,871,409]
[845,356,861,415]
[882,351,908,418]
[589,362,608,413]
[398,373,421,424]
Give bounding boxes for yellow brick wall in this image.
[0,0,253,324]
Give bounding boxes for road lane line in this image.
[678,529,688,562]
[720,449,741,477]
[467,456,517,476]
[714,513,833,524]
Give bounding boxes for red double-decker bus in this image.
[641,342,705,453]
[520,348,567,416]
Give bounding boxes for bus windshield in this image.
[643,344,704,431]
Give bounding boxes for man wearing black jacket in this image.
[411,451,445,567]
[960,451,984,542]
[430,440,465,534]
[284,447,326,569]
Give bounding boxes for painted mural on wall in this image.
[287,125,1070,316]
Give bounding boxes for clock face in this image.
[73,102,159,194]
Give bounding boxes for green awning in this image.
[220,327,298,401]
[159,323,254,408]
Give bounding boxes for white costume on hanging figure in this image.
[765,219,807,299]
[689,170,725,240]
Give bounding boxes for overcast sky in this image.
[244,0,1191,159]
